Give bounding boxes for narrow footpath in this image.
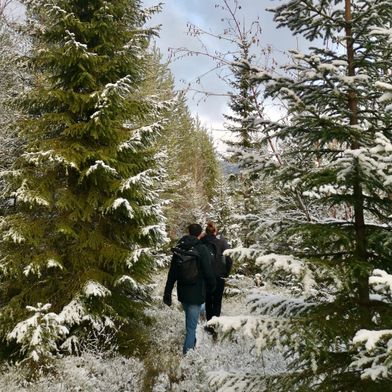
[144,271,285,392]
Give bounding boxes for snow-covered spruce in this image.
[0,0,165,364]
[219,0,392,390]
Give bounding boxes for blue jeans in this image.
[182,303,202,355]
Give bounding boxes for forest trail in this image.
[144,271,285,392]
[0,271,285,392]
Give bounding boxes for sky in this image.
[5,0,301,150]
[142,0,301,149]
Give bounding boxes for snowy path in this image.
[146,272,286,392]
[0,272,285,392]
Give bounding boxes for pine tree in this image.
[0,0,166,363]
[0,10,25,213]
[208,176,240,246]
[224,40,266,248]
[210,1,392,390]
[158,91,221,239]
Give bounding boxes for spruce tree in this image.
[224,39,266,248]
[208,176,240,246]
[158,91,221,239]
[210,1,392,390]
[0,12,25,213]
[263,0,392,299]
[0,0,166,362]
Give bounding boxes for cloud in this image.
[143,0,300,144]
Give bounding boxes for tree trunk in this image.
[344,0,369,305]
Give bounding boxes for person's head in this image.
[187,223,203,237]
[205,221,217,236]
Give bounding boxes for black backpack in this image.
[204,238,227,277]
[172,246,200,285]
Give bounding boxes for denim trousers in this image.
[182,303,202,355]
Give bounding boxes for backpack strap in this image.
[172,246,199,259]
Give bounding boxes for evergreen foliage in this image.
[0,0,167,362]
[221,5,272,250]
[158,92,221,239]
[209,1,392,390]
[224,49,265,248]
[208,176,240,247]
[0,12,25,213]
[137,47,221,240]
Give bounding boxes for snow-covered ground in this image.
[0,272,286,391]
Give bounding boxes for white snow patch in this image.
[83,281,111,298]
[85,160,118,177]
[58,299,86,326]
[353,329,392,351]
[115,275,138,288]
[47,258,63,270]
[111,198,134,218]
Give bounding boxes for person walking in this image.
[202,221,233,323]
[163,223,216,355]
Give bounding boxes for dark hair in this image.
[206,221,217,235]
[188,223,202,237]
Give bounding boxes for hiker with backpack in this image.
[163,223,216,355]
[202,221,233,323]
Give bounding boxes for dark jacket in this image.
[202,233,233,278]
[164,235,216,305]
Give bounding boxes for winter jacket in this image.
[202,233,233,278]
[164,235,216,305]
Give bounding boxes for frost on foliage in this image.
[226,248,317,294]
[125,247,150,268]
[23,263,41,277]
[63,29,96,59]
[375,80,392,108]
[47,258,63,270]
[247,292,314,318]
[11,179,49,207]
[370,26,392,44]
[85,160,118,177]
[350,272,392,381]
[7,303,68,363]
[90,76,133,122]
[119,122,163,152]
[60,335,80,355]
[208,314,288,354]
[58,299,86,327]
[351,329,392,381]
[114,275,138,289]
[208,370,267,392]
[141,224,164,236]
[255,254,316,293]
[335,133,392,191]
[57,297,112,340]
[2,227,25,244]
[110,197,134,218]
[0,351,145,391]
[120,169,153,191]
[369,269,392,299]
[22,150,78,171]
[83,280,111,298]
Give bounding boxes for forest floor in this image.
[145,271,286,391]
[0,271,286,391]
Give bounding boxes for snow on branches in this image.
[226,248,323,296]
[351,329,392,381]
[83,281,111,298]
[369,269,392,299]
[7,303,68,363]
